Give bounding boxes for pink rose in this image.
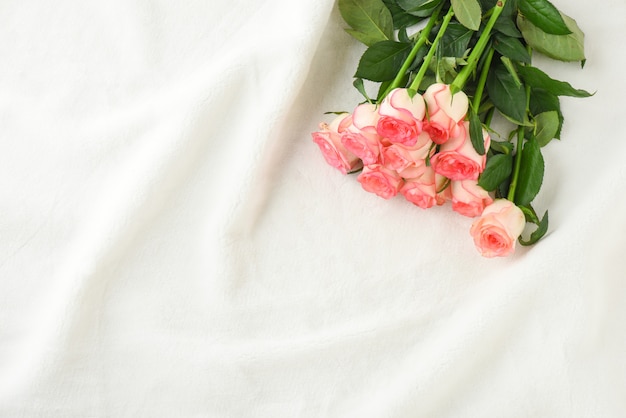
[450,180,493,218]
[341,130,381,166]
[312,113,363,174]
[431,121,490,181]
[470,199,526,257]
[352,102,382,133]
[400,167,440,209]
[381,131,433,178]
[340,104,384,165]
[377,88,425,147]
[423,83,469,145]
[357,164,403,200]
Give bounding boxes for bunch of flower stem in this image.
[384,1,528,201]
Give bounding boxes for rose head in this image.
[352,102,382,133]
[470,199,526,257]
[377,88,425,147]
[357,164,403,200]
[423,83,468,145]
[312,113,363,174]
[339,106,384,166]
[381,131,432,178]
[341,129,381,166]
[450,180,493,218]
[431,121,490,181]
[400,167,444,209]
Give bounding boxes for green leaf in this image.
[382,0,424,29]
[493,33,531,63]
[519,204,540,223]
[494,18,522,38]
[500,57,522,87]
[517,12,585,62]
[515,136,544,206]
[339,0,394,46]
[468,106,485,155]
[477,100,494,115]
[516,65,593,97]
[434,56,460,85]
[490,140,514,155]
[377,79,393,101]
[441,22,473,58]
[398,26,410,43]
[451,0,482,31]
[355,41,412,82]
[353,78,372,102]
[519,210,549,246]
[486,62,527,125]
[397,0,443,17]
[497,176,511,199]
[534,111,559,147]
[529,88,563,139]
[518,0,571,35]
[478,153,513,191]
[407,44,429,72]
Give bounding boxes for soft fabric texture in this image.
[0,1,624,416]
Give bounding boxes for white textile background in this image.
[0,0,625,416]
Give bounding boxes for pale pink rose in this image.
[451,180,493,218]
[423,83,468,145]
[470,199,526,258]
[340,126,380,165]
[352,102,382,132]
[377,88,425,147]
[357,164,403,200]
[312,113,363,174]
[377,117,420,147]
[341,130,381,166]
[340,105,384,165]
[431,121,490,181]
[381,131,433,178]
[400,167,439,209]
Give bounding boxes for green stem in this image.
[408,6,455,91]
[507,126,524,201]
[507,45,532,202]
[451,0,506,93]
[382,4,443,97]
[472,48,495,111]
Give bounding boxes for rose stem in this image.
[381,3,444,98]
[507,46,533,202]
[408,6,455,92]
[472,48,495,111]
[507,126,525,201]
[451,0,507,94]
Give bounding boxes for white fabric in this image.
[1,0,624,416]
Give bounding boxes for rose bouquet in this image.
[312,0,591,257]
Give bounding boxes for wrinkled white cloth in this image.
[0,0,624,416]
